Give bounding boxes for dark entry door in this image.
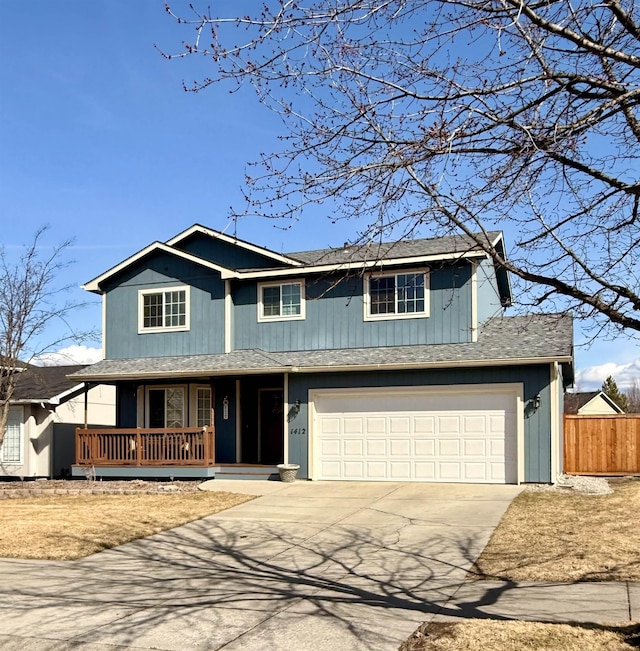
[258,388,284,464]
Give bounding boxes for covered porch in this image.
[70,363,291,480]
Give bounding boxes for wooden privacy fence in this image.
[564,415,640,475]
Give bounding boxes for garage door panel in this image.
[414,417,435,433]
[414,439,435,456]
[366,417,386,434]
[313,389,518,484]
[320,438,341,456]
[439,439,461,456]
[390,439,411,456]
[343,439,363,455]
[344,461,365,478]
[415,462,436,480]
[366,440,387,456]
[390,462,411,479]
[439,416,460,432]
[464,439,487,456]
[366,461,387,478]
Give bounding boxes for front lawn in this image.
[473,479,640,582]
[0,491,254,560]
[400,621,640,651]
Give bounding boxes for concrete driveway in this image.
[0,481,521,651]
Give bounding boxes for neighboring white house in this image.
[564,391,624,416]
[1,365,115,478]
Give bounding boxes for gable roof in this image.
[167,224,303,268]
[10,365,88,404]
[564,391,624,414]
[69,314,572,382]
[82,225,512,305]
[83,241,239,293]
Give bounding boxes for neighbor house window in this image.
[1,408,22,464]
[365,271,429,320]
[139,286,190,333]
[258,281,305,321]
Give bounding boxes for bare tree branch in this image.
[160,0,640,334]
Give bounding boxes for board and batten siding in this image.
[286,364,553,482]
[173,232,289,270]
[104,252,226,359]
[233,265,473,352]
[475,257,505,326]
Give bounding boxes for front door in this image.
[258,388,284,464]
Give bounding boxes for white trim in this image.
[363,268,429,322]
[471,261,478,342]
[550,362,560,481]
[308,383,524,484]
[137,286,191,334]
[239,250,487,280]
[83,241,237,293]
[224,280,232,353]
[283,373,289,464]
[257,279,306,322]
[235,379,241,462]
[102,294,107,358]
[166,224,303,267]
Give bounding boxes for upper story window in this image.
[365,270,429,320]
[138,286,190,333]
[258,280,305,322]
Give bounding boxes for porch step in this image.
[213,464,280,481]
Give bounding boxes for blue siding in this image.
[104,252,225,359]
[233,265,473,352]
[287,365,553,482]
[174,232,289,270]
[476,258,504,326]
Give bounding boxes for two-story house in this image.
[70,224,573,484]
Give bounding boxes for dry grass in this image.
[400,621,640,651]
[474,480,640,582]
[0,491,254,560]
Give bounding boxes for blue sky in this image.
[1,1,639,389]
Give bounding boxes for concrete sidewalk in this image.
[0,481,637,651]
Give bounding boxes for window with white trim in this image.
[1,408,23,464]
[196,387,212,427]
[258,281,305,321]
[138,286,190,333]
[365,271,429,320]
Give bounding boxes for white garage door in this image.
[312,387,518,483]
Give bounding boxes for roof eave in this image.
[236,250,489,280]
[68,354,572,383]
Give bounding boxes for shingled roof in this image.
[10,365,87,403]
[69,314,572,382]
[286,231,503,266]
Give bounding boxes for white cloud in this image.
[33,345,103,366]
[576,358,640,390]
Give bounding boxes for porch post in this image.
[283,372,289,464]
[83,383,88,429]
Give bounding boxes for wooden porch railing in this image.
[75,427,215,467]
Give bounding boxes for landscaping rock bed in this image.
[0,479,202,499]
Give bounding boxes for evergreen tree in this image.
[601,376,629,413]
